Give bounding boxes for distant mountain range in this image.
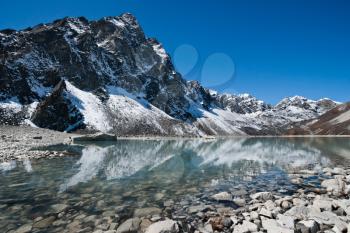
[0,13,347,136]
[287,102,350,135]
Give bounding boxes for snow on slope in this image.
[64,80,263,136]
[66,81,112,132]
[65,81,203,136]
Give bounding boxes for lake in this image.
[0,137,349,232]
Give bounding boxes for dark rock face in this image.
[0,13,190,119]
[30,80,84,132]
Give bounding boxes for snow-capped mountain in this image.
[0,13,341,136]
[215,93,272,114]
[288,102,350,135]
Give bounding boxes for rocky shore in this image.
[119,166,350,233]
[2,165,350,233]
[0,125,76,162]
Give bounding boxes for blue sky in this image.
[1,0,349,104]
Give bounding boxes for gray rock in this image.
[264,200,276,210]
[163,200,174,207]
[308,207,345,227]
[145,219,179,233]
[232,189,248,197]
[116,218,141,233]
[296,220,319,233]
[140,219,152,232]
[83,215,97,223]
[250,192,273,201]
[233,220,258,233]
[333,167,346,175]
[14,224,32,233]
[134,207,162,217]
[276,214,295,230]
[233,198,246,207]
[199,223,213,233]
[281,200,292,209]
[284,206,310,220]
[211,192,232,202]
[321,178,347,196]
[261,219,294,233]
[291,178,303,184]
[259,207,272,218]
[72,133,117,143]
[33,216,56,228]
[50,203,69,214]
[312,196,333,211]
[222,217,233,227]
[250,211,259,220]
[103,210,117,218]
[333,221,348,233]
[188,205,212,214]
[333,199,350,215]
[292,198,307,207]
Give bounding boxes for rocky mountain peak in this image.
[215,93,272,114]
[275,95,339,115]
[0,13,343,135]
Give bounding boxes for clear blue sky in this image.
[1,0,349,104]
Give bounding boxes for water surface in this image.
[0,137,349,232]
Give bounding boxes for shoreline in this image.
[0,125,349,162]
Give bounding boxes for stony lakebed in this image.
[1,128,350,233]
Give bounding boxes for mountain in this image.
[287,102,350,135]
[0,13,341,136]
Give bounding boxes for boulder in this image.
[145,220,179,233]
[333,199,350,215]
[296,220,319,233]
[259,207,272,218]
[292,198,307,207]
[233,220,258,233]
[321,178,347,196]
[188,205,213,214]
[264,200,276,210]
[233,198,246,207]
[14,224,32,233]
[333,167,346,175]
[198,223,213,233]
[72,133,117,143]
[312,196,333,211]
[284,206,310,220]
[250,192,273,201]
[211,192,232,202]
[50,203,69,214]
[281,200,292,209]
[116,218,141,233]
[276,214,295,230]
[308,208,346,228]
[134,207,162,217]
[261,219,294,233]
[33,216,56,228]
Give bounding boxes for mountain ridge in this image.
[0,13,343,136]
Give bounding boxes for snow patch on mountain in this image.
[66,81,112,132]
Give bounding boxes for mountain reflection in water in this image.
[52,137,349,191]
